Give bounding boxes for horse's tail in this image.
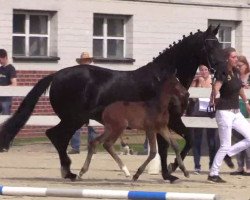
[0,73,55,149]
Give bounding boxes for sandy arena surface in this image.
[0,143,249,200]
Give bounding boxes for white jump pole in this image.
[0,185,217,200]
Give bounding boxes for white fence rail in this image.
[1,86,250,128]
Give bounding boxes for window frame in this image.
[93,14,134,63]
[12,10,59,61]
[209,20,236,48]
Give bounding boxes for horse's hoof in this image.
[167,163,177,174]
[122,166,131,177]
[163,174,179,184]
[184,171,190,178]
[79,167,88,177]
[65,173,77,181]
[76,175,83,181]
[132,174,139,181]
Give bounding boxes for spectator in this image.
[188,65,218,174]
[0,49,17,152]
[68,52,98,154]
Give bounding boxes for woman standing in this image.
[190,65,217,174]
[208,47,250,183]
[230,55,250,176]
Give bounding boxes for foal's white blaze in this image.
[122,166,131,177]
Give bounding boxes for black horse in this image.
[0,25,227,182]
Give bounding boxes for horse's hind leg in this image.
[45,121,79,181]
[133,131,156,181]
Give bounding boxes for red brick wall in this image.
[13,70,55,137]
[10,70,104,137]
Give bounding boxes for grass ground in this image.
[13,133,186,154]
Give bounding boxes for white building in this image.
[1,0,250,72]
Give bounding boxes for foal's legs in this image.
[159,128,189,178]
[166,129,189,177]
[133,130,157,181]
[102,130,131,177]
[167,116,192,174]
[45,120,81,181]
[80,127,131,177]
[79,132,109,177]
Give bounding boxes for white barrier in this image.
[0,185,217,200]
[1,86,250,128]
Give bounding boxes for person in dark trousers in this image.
[0,49,17,152]
[68,52,98,154]
[190,65,218,174]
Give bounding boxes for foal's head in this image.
[160,75,189,114]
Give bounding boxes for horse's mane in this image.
[136,29,205,88]
[153,30,203,63]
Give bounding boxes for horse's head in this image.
[200,25,228,77]
[152,26,228,89]
[178,25,227,87]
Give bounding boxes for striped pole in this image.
[0,185,217,200]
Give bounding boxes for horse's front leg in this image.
[102,132,131,177]
[168,130,189,178]
[168,115,192,174]
[79,134,105,177]
[133,131,156,181]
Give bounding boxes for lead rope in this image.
[207,71,216,117]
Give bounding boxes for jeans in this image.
[1,100,12,115]
[87,126,98,143]
[210,110,250,176]
[192,128,217,170]
[70,129,81,151]
[70,126,98,151]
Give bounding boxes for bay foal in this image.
[80,74,189,180]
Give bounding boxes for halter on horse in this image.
[0,25,227,182]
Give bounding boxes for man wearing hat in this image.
[68,52,98,154]
[76,52,93,64]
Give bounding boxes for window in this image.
[209,20,236,49]
[13,11,57,58]
[93,14,133,60]
[217,26,233,49]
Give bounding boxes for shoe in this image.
[0,148,8,153]
[194,168,201,175]
[243,172,250,176]
[207,175,226,183]
[230,170,244,175]
[68,149,80,154]
[224,155,234,169]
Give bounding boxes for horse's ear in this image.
[205,25,212,34]
[212,24,220,35]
